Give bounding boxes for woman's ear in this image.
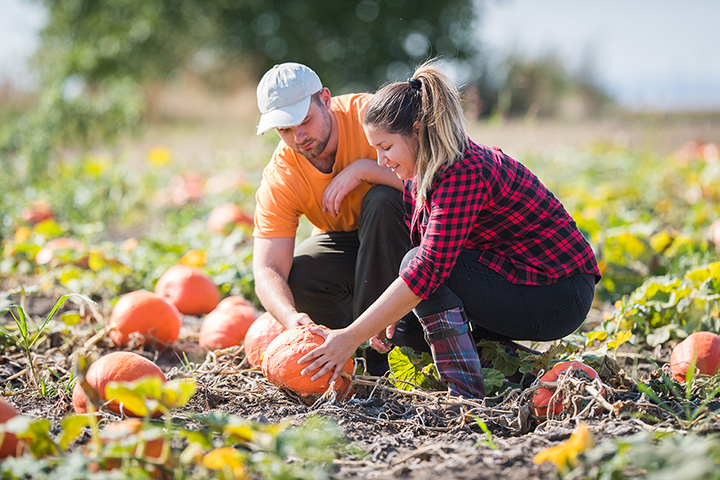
[412,121,421,137]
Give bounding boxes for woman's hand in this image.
[369,322,397,353]
[298,325,358,382]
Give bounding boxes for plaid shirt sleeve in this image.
[400,140,601,299]
[401,159,488,298]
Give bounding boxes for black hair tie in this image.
[407,77,422,91]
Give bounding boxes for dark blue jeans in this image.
[391,247,596,351]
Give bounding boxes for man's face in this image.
[275,92,333,161]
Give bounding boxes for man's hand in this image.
[285,311,314,329]
[322,162,364,216]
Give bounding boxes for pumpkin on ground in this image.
[0,398,22,459]
[155,265,220,316]
[72,351,167,417]
[670,331,720,382]
[262,325,353,401]
[531,360,604,418]
[109,290,182,347]
[243,312,286,367]
[207,203,253,234]
[199,299,257,350]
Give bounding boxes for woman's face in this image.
[364,124,419,181]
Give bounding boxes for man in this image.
[252,63,427,371]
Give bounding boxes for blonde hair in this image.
[363,60,468,208]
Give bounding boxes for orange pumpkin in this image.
[35,238,88,267]
[155,265,220,316]
[0,398,22,459]
[216,295,254,310]
[709,219,720,247]
[21,200,54,225]
[101,418,167,463]
[243,312,286,367]
[199,302,257,350]
[670,331,720,382]
[72,351,167,418]
[261,325,353,401]
[207,203,253,234]
[532,360,603,418]
[109,290,182,347]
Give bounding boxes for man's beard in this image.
[297,109,332,160]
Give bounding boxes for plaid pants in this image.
[419,307,486,398]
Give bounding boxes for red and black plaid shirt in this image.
[400,140,601,299]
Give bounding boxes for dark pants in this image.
[392,247,596,351]
[287,185,416,331]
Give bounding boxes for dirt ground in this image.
[1,293,665,480]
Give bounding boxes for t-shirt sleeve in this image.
[253,164,303,238]
[400,167,488,298]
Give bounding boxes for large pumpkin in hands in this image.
[670,331,720,382]
[72,352,167,418]
[261,325,353,401]
[199,298,257,350]
[0,398,22,459]
[531,360,603,418]
[243,312,286,367]
[155,265,220,316]
[109,290,182,347]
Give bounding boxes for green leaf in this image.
[387,346,439,391]
[59,415,92,450]
[6,416,57,457]
[482,368,504,393]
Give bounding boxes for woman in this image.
[298,61,601,398]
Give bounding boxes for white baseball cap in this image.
[256,63,323,135]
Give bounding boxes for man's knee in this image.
[360,185,403,218]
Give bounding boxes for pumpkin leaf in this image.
[533,423,594,472]
[387,346,438,391]
[7,416,57,457]
[105,382,151,417]
[202,447,248,480]
[482,368,505,394]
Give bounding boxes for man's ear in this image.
[319,88,332,109]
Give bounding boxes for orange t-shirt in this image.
[253,93,377,238]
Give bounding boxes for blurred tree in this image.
[1,0,482,182]
[35,0,480,92]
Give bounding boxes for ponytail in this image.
[364,60,468,208]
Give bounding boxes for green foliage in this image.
[607,261,720,346]
[0,378,348,479]
[564,431,720,480]
[0,292,95,388]
[387,346,443,392]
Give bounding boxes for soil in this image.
[1,291,684,480]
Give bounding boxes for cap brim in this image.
[256,95,312,135]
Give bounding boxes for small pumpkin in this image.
[0,398,22,459]
[207,203,253,234]
[101,418,168,465]
[243,312,286,367]
[261,325,353,401]
[670,331,720,382]
[199,300,257,350]
[532,360,603,418]
[35,238,88,267]
[72,351,167,418]
[155,265,220,316]
[21,200,54,225]
[109,290,182,347]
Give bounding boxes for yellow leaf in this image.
[607,330,632,350]
[203,447,247,480]
[180,249,207,267]
[582,330,607,347]
[87,251,106,272]
[148,146,173,166]
[533,423,593,471]
[104,383,150,417]
[223,423,254,443]
[650,231,673,253]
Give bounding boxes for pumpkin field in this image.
[2,115,720,480]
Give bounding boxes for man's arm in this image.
[252,236,313,329]
[322,158,402,216]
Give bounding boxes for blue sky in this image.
[2,0,719,110]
